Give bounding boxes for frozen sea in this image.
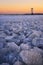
[0,15,43,65]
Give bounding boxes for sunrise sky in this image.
[0,0,43,14]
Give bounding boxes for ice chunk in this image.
[4,25,13,35]
[18,34,25,41]
[20,43,31,50]
[32,38,43,49]
[6,53,15,63]
[23,38,32,43]
[12,23,22,33]
[19,49,43,65]
[29,30,42,38]
[5,36,14,42]
[5,36,13,40]
[33,47,43,54]
[6,42,20,52]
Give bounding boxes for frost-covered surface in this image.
[0,15,43,65]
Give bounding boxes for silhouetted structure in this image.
[31,8,33,15]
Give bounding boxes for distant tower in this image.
[31,8,33,15]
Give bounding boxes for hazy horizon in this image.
[0,0,43,14]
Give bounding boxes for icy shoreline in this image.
[0,15,43,65]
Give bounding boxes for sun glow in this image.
[0,0,43,14]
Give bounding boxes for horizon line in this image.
[0,13,43,15]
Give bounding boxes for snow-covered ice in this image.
[19,48,43,65]
[0,15,43,65]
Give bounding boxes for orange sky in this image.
[0,0,43,14]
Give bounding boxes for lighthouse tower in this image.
[31,8,33,15]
